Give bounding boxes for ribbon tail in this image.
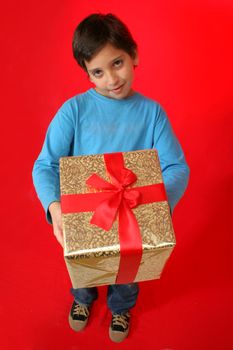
[90,192,122,231]
[115,201,143,284]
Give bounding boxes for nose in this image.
[106,70,119,87]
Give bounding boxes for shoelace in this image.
[73,303,89,317]
[112,312,130,330]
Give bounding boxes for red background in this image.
[1,1,233,349]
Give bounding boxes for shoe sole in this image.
[109,326,129,343]
[68,313,88,332]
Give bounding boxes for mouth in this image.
[110,84,125,94]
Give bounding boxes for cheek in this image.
[90,77,104,88]
[89,76,95,84]
[95,80,106,89]
[124,66,135,79]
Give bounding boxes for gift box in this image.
[60,149,175,288]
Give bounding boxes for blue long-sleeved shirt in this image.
[32,88,190,222]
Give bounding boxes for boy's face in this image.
[85,43,138,100]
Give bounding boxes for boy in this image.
[32,13,189,343]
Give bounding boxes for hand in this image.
[49,201,64,248]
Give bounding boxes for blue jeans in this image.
[71,283,139,314]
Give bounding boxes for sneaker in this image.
[68,300,90,332]
[109,312,130,343]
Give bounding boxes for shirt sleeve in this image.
[153,105,190,213]
[32,101,76,223]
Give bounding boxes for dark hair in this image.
[72,13,137,71]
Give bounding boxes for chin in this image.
[109,93,126,100]
[110,89,132,100]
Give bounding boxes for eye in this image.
[113,59,123,68]
[92,69,103,78]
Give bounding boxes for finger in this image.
[55,233,64,248]
[53,229,64,248]
[57,236,64,248]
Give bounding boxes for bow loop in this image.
[86,174,116,191]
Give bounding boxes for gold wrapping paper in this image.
[60,149,175,288]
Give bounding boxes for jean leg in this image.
[71,287,98,306]
[107,283,139,314]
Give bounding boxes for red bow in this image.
[86,165,141,231]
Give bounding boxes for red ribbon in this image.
[61,152,167,284]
